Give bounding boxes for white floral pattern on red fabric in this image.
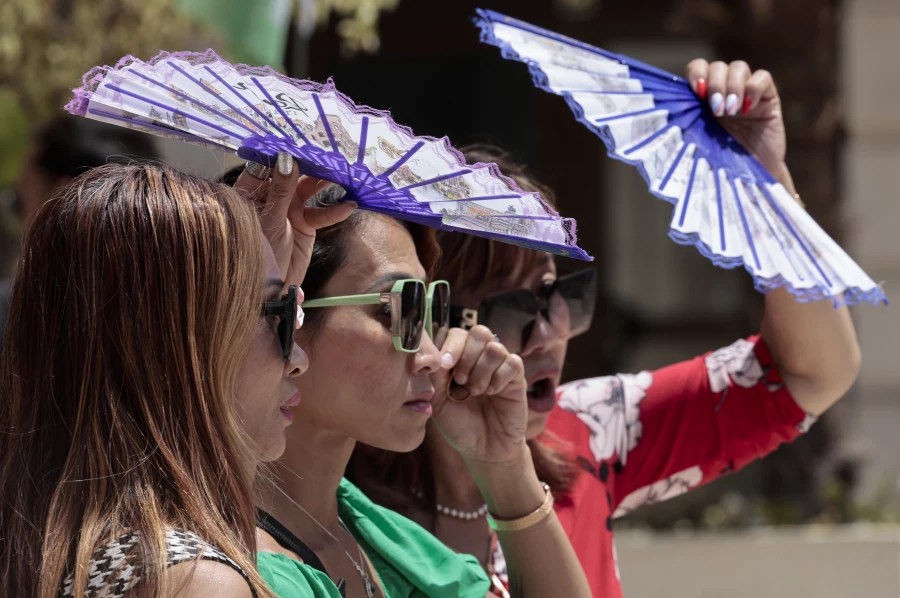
[704,338,765,392]
[612,465,704,518]
[558,372,652,464]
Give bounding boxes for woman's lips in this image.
[403,400,433,416]
[403,390,434,416]
[280,392,301,422]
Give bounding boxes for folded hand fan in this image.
[475,9,885,305]
[65,49,591,261]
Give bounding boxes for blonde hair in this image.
[0,163,274,597]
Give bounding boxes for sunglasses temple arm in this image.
[302,293,385,308]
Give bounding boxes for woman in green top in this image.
[235,169,591,597]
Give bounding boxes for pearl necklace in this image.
[415,490,488,521]
[436,502,489,521]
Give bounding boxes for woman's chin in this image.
[258,437,288,463]
[366,425,427,454]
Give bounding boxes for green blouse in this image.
[257,478,490,597]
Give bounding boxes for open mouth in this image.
[526,377,556,413]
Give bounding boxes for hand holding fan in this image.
[475,9,885,306]
[65,49,591,261]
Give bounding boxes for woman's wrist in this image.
[771,160,797,195]
[464,443,545,519]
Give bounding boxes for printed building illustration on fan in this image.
[475,9,886,306]
[65,50,591,261]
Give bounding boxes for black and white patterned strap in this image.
[61,528,255,597]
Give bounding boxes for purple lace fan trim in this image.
[65,49,570,232]
[475,10,885,304]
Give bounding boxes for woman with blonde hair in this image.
[0,154,351,597]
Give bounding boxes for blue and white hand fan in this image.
[65,49,591,261]
[476,9,885,305]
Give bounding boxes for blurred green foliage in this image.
[0,0,214,184]
[0,91,28,187]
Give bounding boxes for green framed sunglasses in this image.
[303,279,450,353]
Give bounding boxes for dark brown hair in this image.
[0,164,274,597]
[300,184,441,331]
[348,145,580,523]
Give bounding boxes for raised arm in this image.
[684,59,861,415]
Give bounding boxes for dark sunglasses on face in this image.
[303,279,451,353]
[263,285,299,360]
[450,268,597,353]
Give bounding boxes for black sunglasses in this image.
[263,285,299,360]
[450,268,597,353]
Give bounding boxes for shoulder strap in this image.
[165,529,258,597]
[61,529,259,598]
[257,510,331,578]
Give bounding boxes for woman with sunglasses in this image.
[0,153,352,597]
[252,183,591,597]
[348,59,862,596]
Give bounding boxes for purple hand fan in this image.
[475,9,885,306]
[65,50,591,261]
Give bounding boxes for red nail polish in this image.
[741,96,753,114]
[696,79,708,100]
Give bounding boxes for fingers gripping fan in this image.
[65,50,591,261]
[475,9,885,306]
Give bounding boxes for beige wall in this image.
[843,0,900,499]
[617,525,900,597]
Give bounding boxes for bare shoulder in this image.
[167,560,253,598]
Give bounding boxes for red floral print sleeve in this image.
[536,335,815,597]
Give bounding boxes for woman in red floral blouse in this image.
[348,58,861,597]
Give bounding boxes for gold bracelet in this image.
[487,483,554,532]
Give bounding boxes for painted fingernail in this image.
[276,151,294,176]
[741,96,753,114]
[296,306,305,330]
[695,78,708,99]
[441,353,454,369]
[709,92,724,116]
[725,93,740,116]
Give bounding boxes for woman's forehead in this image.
[333,216,427,290]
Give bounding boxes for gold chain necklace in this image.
[273,484,377,597]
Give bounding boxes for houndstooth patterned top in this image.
[60,528,255,597]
